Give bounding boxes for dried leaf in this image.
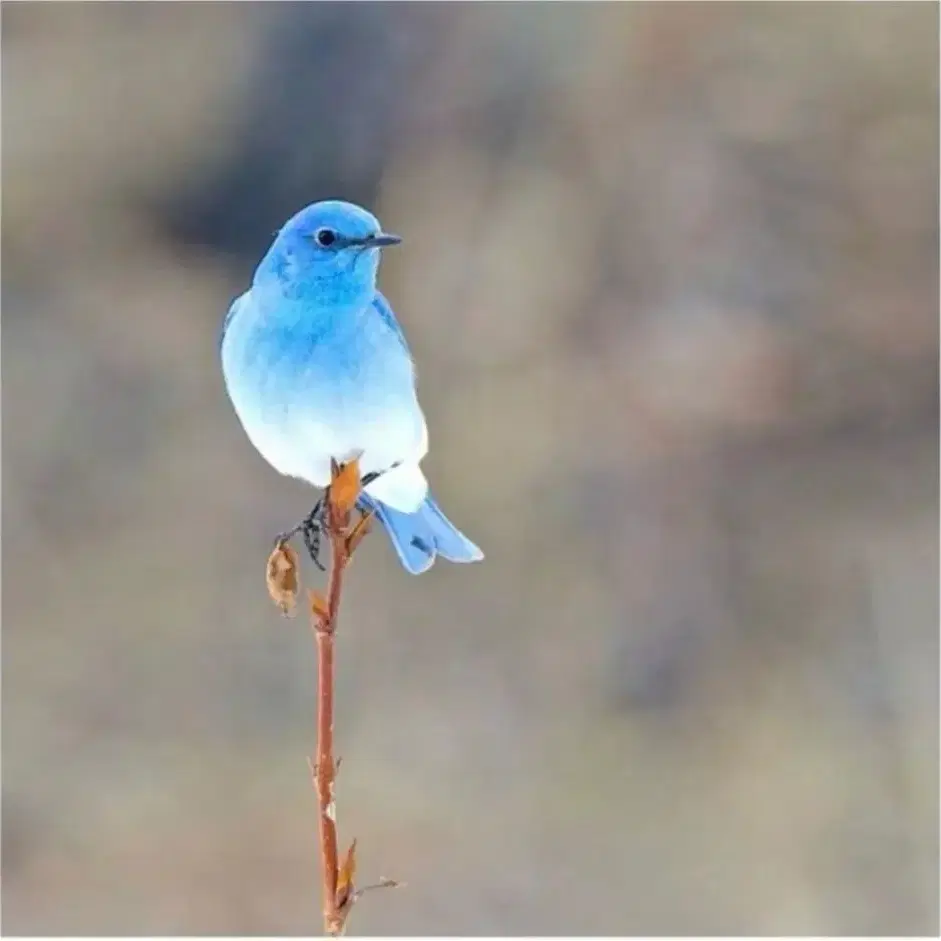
[336,839,357,909]
[330,458,362,518]
[309,589,329,621]
[345,510,374,556]
[266,542,300,615]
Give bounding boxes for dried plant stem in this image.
[311,498,348,936]
[267,460,398,936]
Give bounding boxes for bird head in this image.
[254,200,402,306]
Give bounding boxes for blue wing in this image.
[372,290,411,356]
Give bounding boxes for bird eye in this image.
[314,228,337,247]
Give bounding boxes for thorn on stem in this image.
[349,878,405,907]
[310,589,329,622]
[346,510,375,557]
[336,839,358,910]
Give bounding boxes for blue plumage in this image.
[220,199,483,574]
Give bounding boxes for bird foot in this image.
[273,467,387,569]
[274,498,326,570]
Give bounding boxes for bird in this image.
[220,199,484,574]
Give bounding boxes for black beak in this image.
[362,232,402,248]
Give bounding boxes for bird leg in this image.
[274,469,387,570]
[301,501,326,570]
[274,499,326,569]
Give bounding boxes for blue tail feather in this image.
[357,492,484,575]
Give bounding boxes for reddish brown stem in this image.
[265,462,396,934]
[311,495,353,935]
[314,629,340,933]
[265,461,392,935]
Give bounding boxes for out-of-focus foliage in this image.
[2,4,937,935]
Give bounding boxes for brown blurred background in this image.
[2,3,938,935]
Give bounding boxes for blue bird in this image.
[220,199,484,574]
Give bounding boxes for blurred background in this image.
[2,3,938,935]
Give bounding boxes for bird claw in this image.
[274,499,326,569]
[302,516,326,571]
[271,463,395,567]
[299,498,326,570]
